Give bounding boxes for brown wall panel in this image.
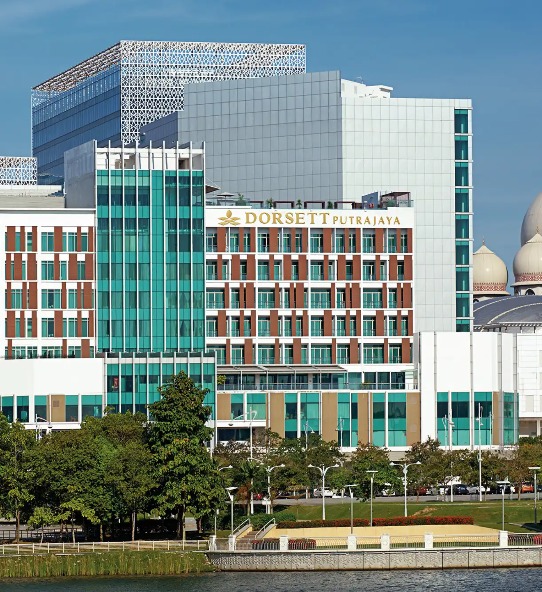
[323,229,333,253]
[349,338,359,364]
[407,228,413,253]
[270,392,285,437]
[337,255,346,280]
[389,255,398,281]
[247,256,256,281]
[375,229,385,254]
[217,228,227,252]
[403,284,412,308]
[85,253,94,280]
[301,228,309,252]
[383,338,389,363]
[82,339,91,358]
[6,228,15,252]
[6,311,15,337]
[231,255,240,281]
[4,253,11,280]
[404,255,413,281]
[376,310,385,337]
[54,311,63,338]
[298,255,307,281]
[293,339,301,364]
[83,283,92,309]
[270,310,279,337]
[492,392,501,446]
[269,228,279,253]
[68,254,77,281]
[217,311,227,337]
[283,256,291,281]
[89,310,95,338]
[28,253,37,280]
[401,338,411,364]
[323,310,333,337]
[54,227,63,252]
[13,254,22,281]
[358,392,370,445]
[321,392,338,442]
[217,392,231,421]
[406,392,421,446]
[244,339,253,364]
[50,395,66,423]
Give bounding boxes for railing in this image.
[0,540,208,555]
[254,519,276,539]
[389,535,425,549]
[508,533,542,546]
[232,519,251,537]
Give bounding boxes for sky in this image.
[0,0,541,274]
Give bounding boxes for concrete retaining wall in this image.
[207,547,542,571]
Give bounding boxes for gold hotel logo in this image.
[218,210,401,227]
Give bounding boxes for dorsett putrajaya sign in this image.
[208,208,413,229]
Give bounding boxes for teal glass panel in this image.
[456,267,469,291]
[454,110,469,133]
[474,392,492,446]
[503,392,517,445]
[388,393,406,446]
[455,215,469,239]
[455,136,468,160]
[16,396,29,422]
[66,395,79,422]
[455,190,470,213]
[455,241,469,265]
[455,162,469,187]
[451,392,470,446]
[456,294,470,318]
[436,392,449,445]
[372,393,385,446]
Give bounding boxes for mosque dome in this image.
[520,192,542,245]
[473,244,508,296]
[512,233,542,286]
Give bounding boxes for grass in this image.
[272,498,541,533]
[0,551,213,579]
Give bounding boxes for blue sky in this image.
[0,0,541,272]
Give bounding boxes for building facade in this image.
[142,71,473,335]
[31,41,306,179]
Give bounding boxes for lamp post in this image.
[476,404,483,502]
[344,484,359,534]
[366,470,378,526]
[304,420,314,451]
[442,415,455,503]
[390,461,421,517]
[226,486,238,535]
[308,463,339,520]
[215,465,233,535]
[337,418,344,449]
[496,480,510,531]
[265,464,285,514]
[529,467,540,525]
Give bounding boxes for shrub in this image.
[371,516,473,527]
[251,538,279,550]
[276,519,369,529]
[250,511,297,531]
[288,538,316,550]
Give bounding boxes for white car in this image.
[467,485,490,494]
[313,488,334,498]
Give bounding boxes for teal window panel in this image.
[456,267,470,291]
[455,215,470,239]
[456,294,470,318]
[454,110,469,133]
[455,241,469,265]
[455,162,469,187]
[455,136,469,160]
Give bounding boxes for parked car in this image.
[493,484,516,494]
[443,484,470,495]
[313,488,334,498]
[467,485,490,494]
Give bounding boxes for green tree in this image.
[0,414,36,542]
[349,444,399,500]
[404,438,445,498]
[27,506,56,543]
[147,371,223,539]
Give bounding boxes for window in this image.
[387,232,397,254]
[26,318,33,338]
[229,230,239,253]
[243,231,251,252]
[389,344,401,363]
[310,316,324,336]
[455,215,469,239]
[363,344,384,364]
[258,317,271,336]
[400,232,408,253]
[243,317,252,336]
[68,346,82,358]
[456,267,469,291]
[455,190,470,213]
[388,289,398,309]
[311,345,331,364]
[397,261,405,281]
[310,262,324,281]
[42,347,61,359]
[455,162,469,187]
[337,345,349,364]
[328,261,335,280]
[81,233,88,251]
[363,262,375,281]
[282,345,293,364]
[335,230,345,253]
[363,289,382,309]
[455,136,469,160]
[348,231,357,252]
[295,317,303,336]
[9,289,23,309]
[454,110,469,134]
[345,262,353,280]
[68,289,78,309]
[282,231,291,253]
[387,317,398,336]
[295,231,302,253]
[231,346,244,364]
[41,318,55,338]
[63,318,78,337]
[335,316,346,336]
[63,232,77,252]
[26,232,34,252]
[206,289,225,309]
[209,346,226,364]
[231,288,240,309]
[311,289,331,309]
[310,231,323,253]
[77,261,86,280]
[41,232,54,252]
[41,289,61,309]
[257,231,269,253]
[280,317,292,336]
[60,261,67,280]
[258,345,275,364]
[388,393,407,446]
[82,318,89,337]
[41,261,55,280]
[206,231,217,252]
[240,261,248,280]
[456,241,469,265]
[257,261,269,280]
[362,232,375,253]
[206,261,218,280]
[336,288,346,308]
[206,317,218,337]
[274,262,282,280]
[401,317,408,336]
[291,261,299,280]
[258,289,275,308]
[281,288,290,308]
[456,294,470,317]
[363,316,376,337]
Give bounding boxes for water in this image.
[0,569,539,592]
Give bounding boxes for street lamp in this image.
[215,465,233,535]
[475,404,483,502]
[390,461,421,517]
[303,421,314,451]
[308,463,340,520]
[265,464,285,514]
[344,484,359,534]
[496,480,510,531]
[529,466,540,525]
[225,486,238,535]
[337,418,344,449]
[366,470,378,526]
[442,415,455,503]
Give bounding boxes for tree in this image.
[147,371,224,539]
[0,414,36,542]
[349,444,399,500]
[404,438,445,499]
[27,506,56,543]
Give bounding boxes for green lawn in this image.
[272,499,541,533]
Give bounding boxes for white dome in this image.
[473,244,508,294]
[521,192,542,245]
[513,233,542,285]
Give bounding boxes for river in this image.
[0,569,538,591]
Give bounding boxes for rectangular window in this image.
[310,231,323,253]
[363,344,384,364]
[231,346,244,364]
[454,110,469,134]
[68,289,78,309]
[400,232,408,253]
[258,345,275,364]
[456,241,469,265]
[310,289,331,309]
[388,288,398,309]
[41,232,54,252]
[397,261,405,281]
[77,261,86,280]
[311,345,331,364]
[206,289,225,309]
[335,316,346,336]
[257,231,269,253]
[310,316,324,336]
[257,261,270,280]
[337,345,349,364]
[258,289,275,308]
[336,288,346,309]
[229,318,240,337]
[41,317,55,338]
[291,262,299,280]
[455,162,469,187]
[209,346,226,364]
[283,345,293,364]
[240,261,248,280]
[387,232,397,254]
[41,261,54,280]
[455,136,469,160]
[456,293,470,318]
[455,215,469,239]
[41,289,61,309]
[295,317,303,336]
[26,232,34,252]
[82,318,89,337]
[456,267,470,291]
[257,317,270,337]
[282,231,291,253]
[68,346,81,358]
[63,232,77,252]
[363,316,376,337]
[455,190,470,213]
[388,393,407,446]
[206,261,218,280]
[389,344,401,363]
[206,232,218,252]
[9,289,22,309]
[60,261,67,280]
[26,318,33,338]
[295,231,302,253]
[281,317,292,336]
[81,233,88,251]
[363,262,375,281]
[335,230,345,253]
[349,317,357,336]
[206,317,218,337]
[243,231,251,252]
[310,262,324,281]
[363,289,382,309]
[229,230,239,253]
[348,230,357,252]
[346,260,354,280]
[401,317,408,336]
[387,317,398,336]
[231,288,240,309]
[243,317,251,336]
[274,262,282,280]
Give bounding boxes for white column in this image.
[380,533,390,551]
[228,534,236,551]
[347,535,357,551]
[279,535,289,552]
[424,533,433,549]
[499,530,508,548]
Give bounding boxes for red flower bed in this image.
[276,516,472,529]
[371,516,473,526]
[289,538,317,550]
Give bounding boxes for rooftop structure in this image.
[31,41,306,178]
[0,157,37,186]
